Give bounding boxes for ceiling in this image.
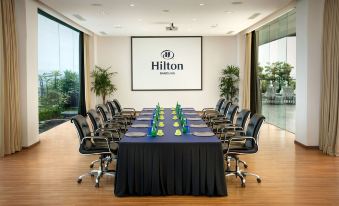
[39,0,292,36]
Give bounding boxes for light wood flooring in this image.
[0,122,339,206]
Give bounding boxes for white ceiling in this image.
[39,0,292,36]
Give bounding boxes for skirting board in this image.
[294,140,319,149]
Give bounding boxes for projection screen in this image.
[131,36,202,91]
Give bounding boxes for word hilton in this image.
[152,61,183,70]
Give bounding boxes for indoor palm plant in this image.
[91,65,117,103]
[219,65,240,102]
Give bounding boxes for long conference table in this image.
[114,108,227,196]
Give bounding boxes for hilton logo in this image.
[152,50,183,71]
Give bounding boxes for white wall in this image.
[95,36,238,110]
[295,0,324,146]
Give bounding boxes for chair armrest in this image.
[221,126,243,132]
[123,108,136,112]
[202,108,215,112]
[225,136,256,153]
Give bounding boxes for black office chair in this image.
[87,109,121,141]
[71,115,118,188]
[107,101,132,125]
[210,104,238,129]
[201,98,226,120]
[223,114,265,187]
[216,109,251,138]
[205,101,232,124]
[112,99,136,120]
[96,104,128,133]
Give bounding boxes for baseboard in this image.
[294,140,319,149]
[22,140,40,149]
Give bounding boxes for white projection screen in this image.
[131,36,202,91]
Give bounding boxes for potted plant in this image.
[90,65,117,103]
[219,65,240,102]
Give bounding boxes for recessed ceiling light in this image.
[226,31,234,35]
[91,3,102,7]
[114,25,123,29]
[199,3,205,6]
[192,18,197,21]
[224,11,233,14]
[73,14,86,21]
[162,9,170,12]
[210,24,218,28]
[232,1,243,5]
[129,3,135,7]
[137,18,143,21]
[248,13,261,19]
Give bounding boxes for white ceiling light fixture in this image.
[232,1,243,5]
[224,11,233,14]
[73,14,86,21]
[162,9,170,12]
[114,25,123,29]
[130,3,135,7]
[166,22,178,31]
[226,31,234,34]
[199,3,205,6]
[248,13,261,19]
[91,3,102,7]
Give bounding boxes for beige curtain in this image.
[0,0,22,157]
[0,0,4,157]
[241,33,251,110]
[84,34,91,110]
[319,0,339,156]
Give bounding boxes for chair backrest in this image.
[235,109,251,128]
[226,104,238,122]
[96,104,111,122]
[245,114,265,139]
[106,101,118,117]
[216,98,226,112]
[71,115,91,143]
[113,99,122,113]
[87,109,103,132]
[222,101,232,115]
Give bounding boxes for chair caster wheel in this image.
[90,173,95,177]
[257,178,261,183]
[241,182,246,187]
[244,164,248,168]
[77,178,82,184]
[90,164,94,168]
[95,183,99,188]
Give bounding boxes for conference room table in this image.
[114,108,227,196]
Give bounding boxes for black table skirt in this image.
[114,142,227,196]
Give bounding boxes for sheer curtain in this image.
[241,33,251,110]
[0,0,4,157]
[319,0,339,156]
[0,0,22,157]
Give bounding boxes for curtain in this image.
[250,31,261,115]
[84,34,91,111]
[0,0,4,157]
[0,0,22,157]
[78,32,87,116]
[241,33,251,110]
[319,0,339,156]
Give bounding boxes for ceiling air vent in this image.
[166,23,178,31]
[248,13,261,20]
[73,14,86,21]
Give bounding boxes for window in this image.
[38,10,84,133]
[257,9,296,133]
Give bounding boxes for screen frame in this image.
[131,36,203,91]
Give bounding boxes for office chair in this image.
[96,104,128,133]
[217,109,251,139]
[210,104,238,129]
[201,98,226,120]
[223,114,265,187]
[205,101,232,124]
[71,115,118,188]
[112,99,136,120]
[107,101,132,125]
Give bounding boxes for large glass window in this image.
[257,9,296,133]
[38,11,82,133]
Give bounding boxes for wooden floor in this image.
[1,122,339,206]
